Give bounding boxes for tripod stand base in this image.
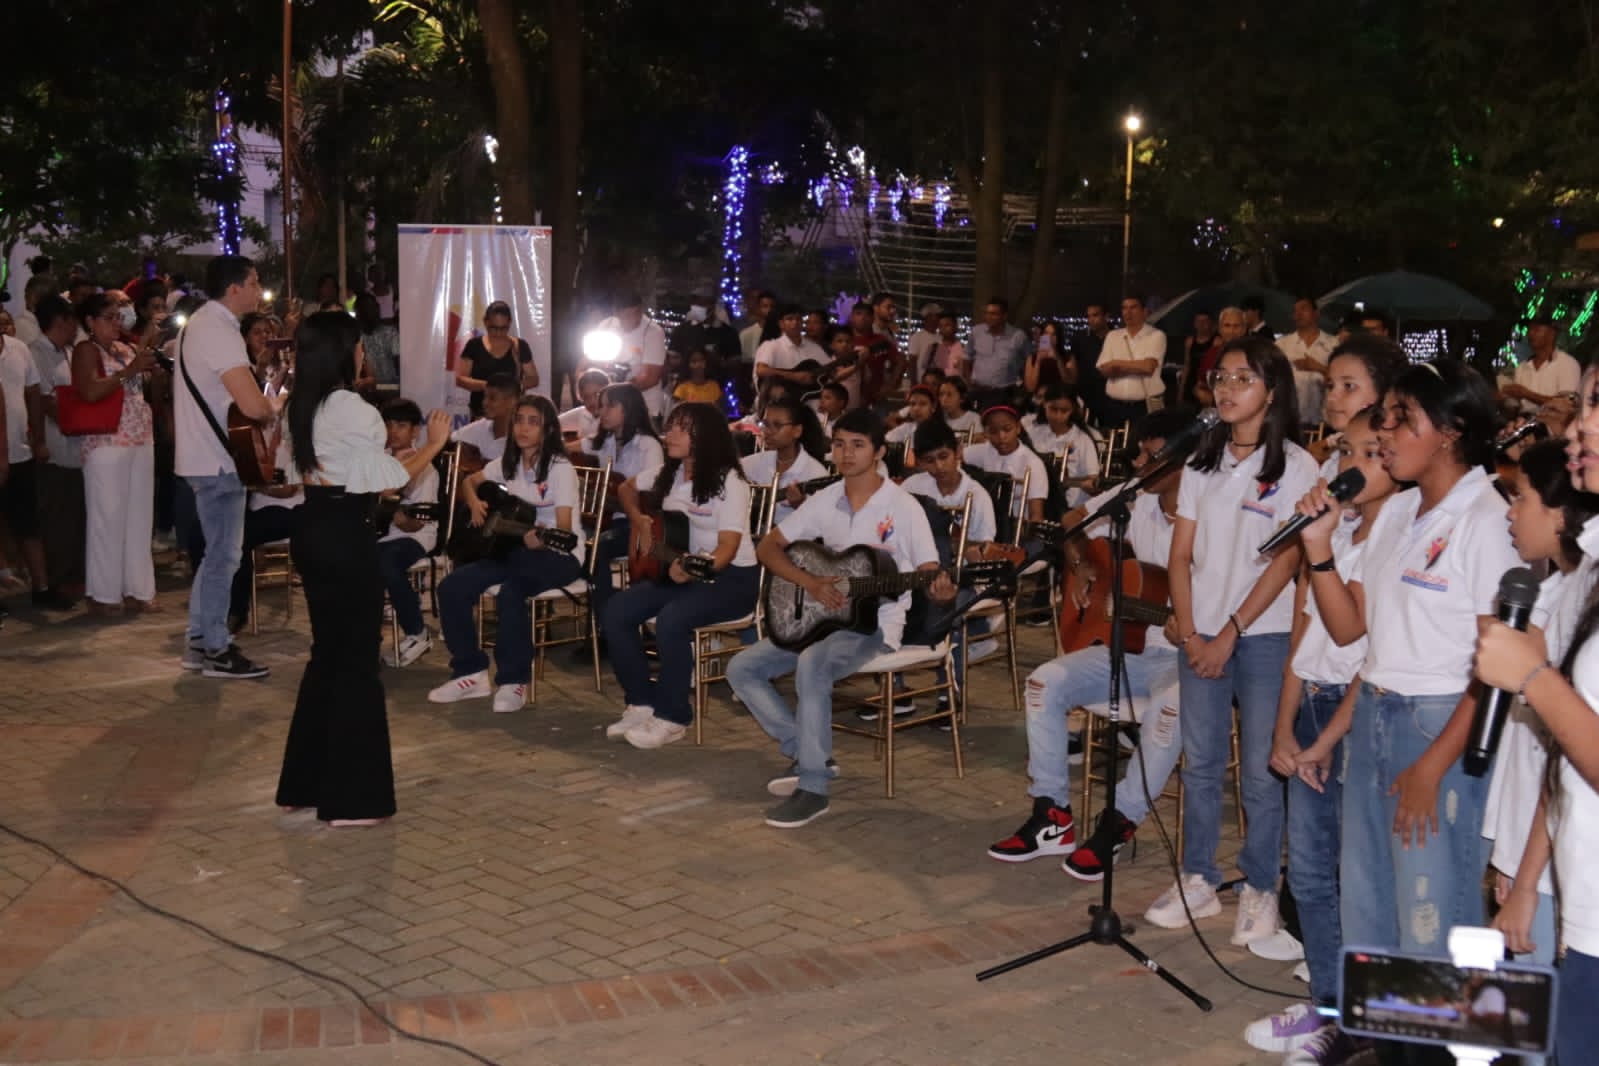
[975,905,1213,1013]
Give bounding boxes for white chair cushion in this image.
[857,641,951,674]
[534,579,588,599]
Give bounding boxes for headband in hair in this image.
[981,405,1021,423]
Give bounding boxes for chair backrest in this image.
[962,426,985,448]
[749,472,781,540]
[574,460,613,575]
[967,467,1019,546]
[1100,423,1131,480]
[433,442,464,557]
[1010,467,1032,546]
[1305,422,1327,445]
[884,440,909,479]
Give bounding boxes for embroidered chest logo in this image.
[1241,480,1281,519]
[1401,534,1452,592]
[876,516,895,543]
[1425,536,1448,569]
[1257,481,1280,500]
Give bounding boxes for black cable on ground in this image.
[0,819,504,1066]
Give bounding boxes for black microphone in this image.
[1465,566,1542,777]
[1495,420,1547,454]
[1116,409,1220,494]
[1257,468,1367,556]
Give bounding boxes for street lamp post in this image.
[1121,112,1141,294]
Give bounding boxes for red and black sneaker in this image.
[987,797,1075,862]
[1063,808,1136,882]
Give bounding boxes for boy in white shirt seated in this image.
[377,399,441,666]
[451,373,517,468]
[559,369,609,453]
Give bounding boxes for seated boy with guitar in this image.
[376,399,441,667]
[727,410,954,829]
[987,408,1189,881]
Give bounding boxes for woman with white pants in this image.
[71,293,159,613]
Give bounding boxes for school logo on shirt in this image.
[876,516,895,543]
[1401,569,1449,592]
[1425,536,1448,569]
[1257,480,1280,500]
[1241,481,1280,519]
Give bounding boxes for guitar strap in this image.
[177,329,234,458]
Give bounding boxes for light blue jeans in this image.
[1177,631,1290,893]
[1339,682,1487,953]
[1286,681,1346,1007]
[1025,645,1182,824]
[185,471,247,653]
[727,630,889,797]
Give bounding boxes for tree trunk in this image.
[1015,70,1068,325]
[477,0,538,225]
[547,0,582,403]
[968,20,1006,319]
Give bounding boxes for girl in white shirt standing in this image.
[1475,363,1599,1058]
[430,395,585,712]
[276,312,451,826]
[1147,336,1318,943]
[604,404,762,750]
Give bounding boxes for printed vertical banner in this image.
[397,223,552,426]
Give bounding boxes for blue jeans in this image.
[1177,631,1290,892]
[186,472,247,652]
[727,630,889,796]
[377,538,429,638]
[437,548,583,685]
[1340,683,1487,953]
[1558,949,1599,1062]
[1024,645,1182,825]
[603,566,760,725]
[1286,681,1346,1006]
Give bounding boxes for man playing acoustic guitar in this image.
[986,407,1188,880]
[727,410,955,829]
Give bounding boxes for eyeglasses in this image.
[1207,369,1261,389]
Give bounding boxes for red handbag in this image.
[56,351,124,436]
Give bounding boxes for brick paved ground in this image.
[0,572,1305,1064]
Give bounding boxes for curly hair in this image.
[651,403,746,504]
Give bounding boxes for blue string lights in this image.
[212,90,242,255]
[720,145,750,320]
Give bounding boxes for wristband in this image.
[1308,557,1336,573]
[1229,613,1246,637]
[1517,663,1552,700]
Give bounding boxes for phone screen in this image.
[1340,948,1555,1054]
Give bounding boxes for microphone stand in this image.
[976,482,1212,1013]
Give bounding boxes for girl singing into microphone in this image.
[1148,336,1318,942]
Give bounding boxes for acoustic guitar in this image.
[372,498,443,539]
[763,542,1015,651]
[627,497,718,584]
[452,480,580,562]
[229,405,285,488]
[1056,537,1172,656]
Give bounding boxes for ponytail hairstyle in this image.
[1189,335,1299,484]
[287,311,362,475]
[652,402,745,505]
[588,382,657,454]
[501,394,565,485]
[763,396,828,462]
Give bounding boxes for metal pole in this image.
[281,0,294,300]
[335,54,347,307]
[1121,134,1133,294]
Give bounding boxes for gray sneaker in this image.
[180,643,206,671]
[764,788,830,829]
[766,760,840,796]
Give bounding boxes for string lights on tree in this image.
[719,145,749,320]
[213,90,242,255]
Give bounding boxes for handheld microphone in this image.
[1117,409,1220,494]
[1257,468,1367,556]
[1464,566,1542,777]
[1495,420,1547,454]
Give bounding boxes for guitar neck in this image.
[845,567,947,598]
[1120,598,1172,626]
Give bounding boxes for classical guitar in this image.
[452,480,580,561]
[1057,537,1172,656]
[627,497,718,584]
[763,542,1015,651]
[228,405,285,489]
[372,498,443,539]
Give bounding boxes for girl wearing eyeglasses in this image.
[1146,336,1318,945]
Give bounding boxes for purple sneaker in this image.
[1244,1003,1323,1053]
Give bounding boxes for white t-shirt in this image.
[12,309,41,346]
[378,461,440,553]
[1175,441,1319,636]
[28,336,82,471]
[964,442,1050,506]
[451,417,508,464]
[776,477,939,650]
[741,448,828,524]
[1552,516,1599,953]
[598,315,667,416]
[1511,350,1581,413]
[907,328,938,378]
[558,405,598,443]
[885,420,921,446]
[1292,521,1367,684]
[633,464,756,568]
[1080,485,1178,654]
[900,470,998,546]
[484,455,584,561]
[0,335,40,463]
[1030,423,1100,509]
[754,336,829,377]
[597,432,664,484]
[1097,326,1166,402]
[1278,329,1337,425]
[174,299,251,477]
[1351,468,1519,694]
[944,410,982,435]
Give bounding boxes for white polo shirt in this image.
[484,455,584,561]
[1097,326,1167,402]
[378,461,440,553]
[1292,521,1366,685]
[1176,441,1318,636]
[754,335,829,376]
[900,470,998,545]
[28,336,82,471]
[174,299,250,477]
[597,432,664,483]
[777,476,939,649]
[558,405,598,443]
[451,417,507,464]
[944,410,982,435]
[1553,516,1599,953]
[1350,467,1518,694]
[634,464,756,568]
[1511,350,1581,413]
[1030,423,1100,508]
[741,448,828,524]
[598,315,668,415]
[1079,484,1178,655]
[964,442,1050,505]
[1277,329,1337,424]
[0,336,39,463]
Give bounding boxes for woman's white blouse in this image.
[291,390,410,494]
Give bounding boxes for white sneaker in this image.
[1231,884,1281,946]
[1292,961,1310,983]
[624,716,687,750]
[388,630,433,668]
[492,683,527,713]
[968,638,999,661]
[606,705,656,739]
[1143,874,1222,929]
[1247,927,1305,962]
[428,670,490,703]
[1243,1003,1323,1053]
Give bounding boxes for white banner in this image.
[397,223,552,428]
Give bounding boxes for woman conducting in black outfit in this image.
[455,300,538,418]
[275,311,451,826]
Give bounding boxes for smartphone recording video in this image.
[1340,947,1555,1055]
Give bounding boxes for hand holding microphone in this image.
[1466,568,1545,777]
[1258,468,1367,556]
